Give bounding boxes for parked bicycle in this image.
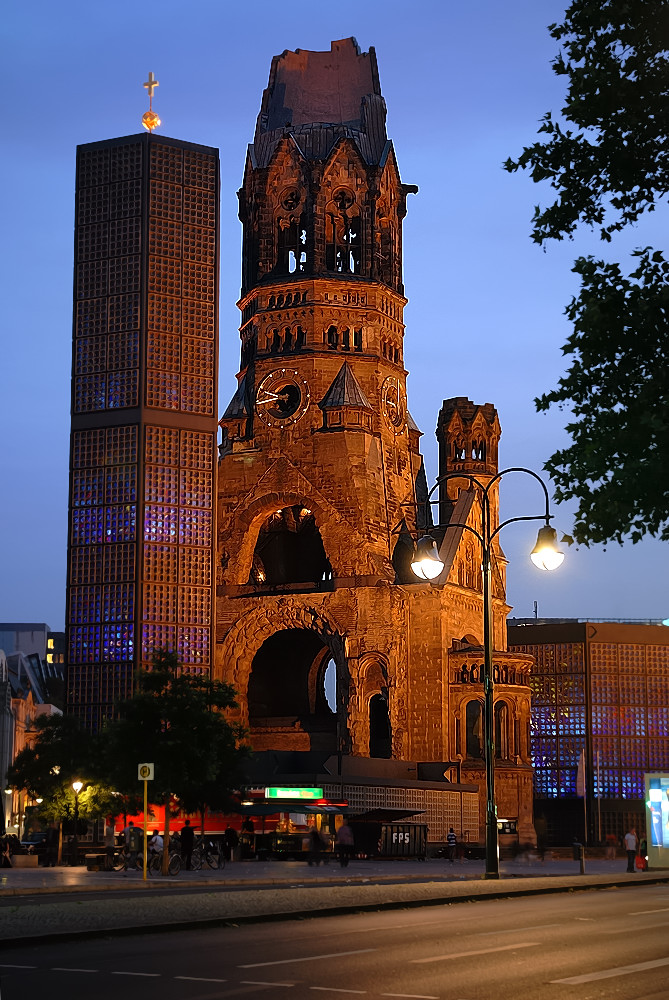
[109,847,142,872]
[149,849,182,876]
[190,838,223,871]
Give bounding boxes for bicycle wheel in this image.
[149,853,162,874]
[206,851,221,870]
[190,850,203,871]
[168,853,182,876]
[111,853,125,872]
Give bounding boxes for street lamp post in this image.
[72,780,83,866]
[410,467,564,879]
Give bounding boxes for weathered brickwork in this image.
[216,39,535,844]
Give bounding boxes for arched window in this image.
[249,506,333,587]
[466,701,483,759]
[495,701,509,760]
[326,189,361,274]
[369,694,392,758]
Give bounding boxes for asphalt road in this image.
[2,881,669,999]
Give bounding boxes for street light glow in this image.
[72,780,83,794]
[410,536,445,580]
[530,525,565,571]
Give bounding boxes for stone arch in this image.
[217,601,348,739]
[223,483,363,585]
[495,699,510,759]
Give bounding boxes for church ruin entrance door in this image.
[248,629,340,752]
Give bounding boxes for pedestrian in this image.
[149,829,163,855]
[446,827,457,863]
[0,831,12,869]
[335,820,354,867]
[223,825,239,862]
[308,825,325,866]
[180,819,195,870]
[624,827,638,872]
[45,822,59,867]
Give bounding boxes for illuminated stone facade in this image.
[216,39,534,844]
[65,134,219,727]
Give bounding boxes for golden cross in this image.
[143,72,159,104]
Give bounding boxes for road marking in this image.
[241,983,295,988]
[309,989,367,994]
[552,956,669,984]
[174,976,227,982]
[606,920,669,934]
[629,907,669,915]
[411,942,539,964]
[51,968,98,973]
[111,971,161,977]
[239,949,376,968]
[478,923,561,937]
[381,994,440,998]
[0,965,36,969]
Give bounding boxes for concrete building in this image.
[64,133,220,727]
[508,620,669,844]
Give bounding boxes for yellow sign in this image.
[138,763,154,781]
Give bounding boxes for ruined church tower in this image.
[216,39,534,844]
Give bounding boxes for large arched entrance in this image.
[248,628,341,752]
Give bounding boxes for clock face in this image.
[381,376,406,433]
[256,368,310,427]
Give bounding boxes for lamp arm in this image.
[437,521,485,547]
[489,512,550,546]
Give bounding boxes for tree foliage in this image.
[505,0,669,544]
[102,649,249,839]
[7,714,126,829]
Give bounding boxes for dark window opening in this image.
[495,701,509,759]
[327,326,338,350]
[296,326,306,349]
[354,329,362,352]
[342,328,350,351]
[369,693,392,758]
[326,208,362,275]
[248,629,335,734]
[277,215,307,275]
[249,505,333,586]
[466,700,483,759]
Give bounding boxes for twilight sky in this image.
[1,0,667,631]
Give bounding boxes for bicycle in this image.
[110,847,142,873]
[149,849,182,876]
[191,838,223,871]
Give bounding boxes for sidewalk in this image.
[1,856,667,945]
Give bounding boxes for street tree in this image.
[101,649,249,874]
[7,714,125,861]
[505,0,669,544]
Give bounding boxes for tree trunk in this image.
[57,821,63,866]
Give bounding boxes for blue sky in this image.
[1,0,667,629]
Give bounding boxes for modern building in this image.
[508,620,669,844]
[65,133,220,727]
[215,38,535,846]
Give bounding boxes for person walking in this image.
[446,827,457,863]
[180,819,195,870]
[223,825,239,862]
[307,825,325,866]
[335,820,354,867]
[605,831,617,860]
[624,827,638,872]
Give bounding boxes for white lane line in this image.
[309,989,367,995]
[239,949,376,968]
[381,994,439,998]
[411,941,539,964]
[0,965,36,969]
[241,982,295,988]
[629,907,669,914]
[174,976,227,982]
[552,956,669,984]
[51,968,98,973]
[111,971,161,977]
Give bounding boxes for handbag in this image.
[635,854,647,870]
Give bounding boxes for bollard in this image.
[572,840,585,873]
